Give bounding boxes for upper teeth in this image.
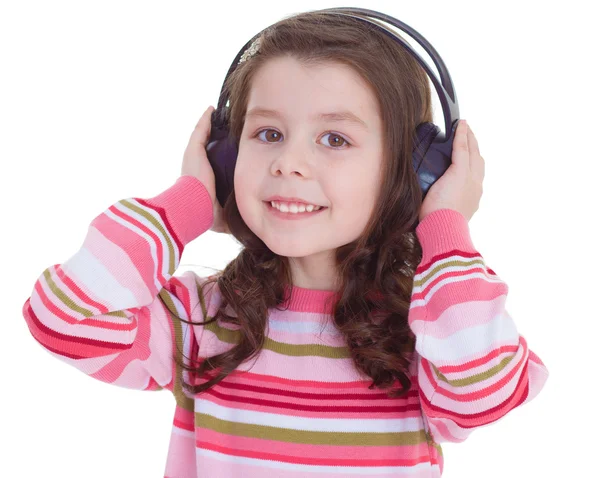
[270,201,322,213]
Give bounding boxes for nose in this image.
[269,139,313,178]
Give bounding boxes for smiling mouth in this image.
[263,201,328,217]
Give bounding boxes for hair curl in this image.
[173,9,433,398]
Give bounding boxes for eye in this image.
[254,129,351,149]
[319,132,350,149]
[255,129,282,143]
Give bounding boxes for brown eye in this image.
[321,132,348,148]
[256,129,282,143]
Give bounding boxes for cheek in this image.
[330,174,380,225]
[233,155,254,197]
[233,158,262,224]
[332,172,379,206]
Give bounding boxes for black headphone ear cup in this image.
[206,107,238,208]
[412,119,459,199]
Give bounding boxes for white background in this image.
[2,0,598,476]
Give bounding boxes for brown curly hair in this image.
[174,9,433,398]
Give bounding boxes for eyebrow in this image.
[245,107,368,131]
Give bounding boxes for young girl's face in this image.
[234,55,385,286]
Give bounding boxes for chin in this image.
[262,236,321,258]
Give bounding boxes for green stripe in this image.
[157,278,213,408]
[414,258,486,288]
[196,413,429,446]
[432,352,517,387]
[203,320,349,358]
[425,430,443,457]
[158,287,197,410]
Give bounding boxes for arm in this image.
[408,208,549,444]
[22,175,215,400]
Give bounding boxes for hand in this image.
[419,120,485,223]
[181,106,231,234]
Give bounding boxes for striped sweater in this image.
[22,175,549,477]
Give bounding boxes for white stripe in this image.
[415,312,519,364]
[196,448,439,475]
[194,399,425,433]
[267,319,339,335]
[47,264,135,323]
[62,246,139,312]
[172,425,195,439]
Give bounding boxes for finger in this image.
[195,105,214,127]
[466,123,480,156]
[189,106,215,148]
[466,124,485,181]
[452,120,470,169]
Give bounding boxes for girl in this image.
[22,10,548,477]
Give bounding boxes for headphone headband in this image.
[216,7,459,140]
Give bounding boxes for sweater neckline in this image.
[280,283,342,315]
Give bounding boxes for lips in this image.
[264,195,325,207]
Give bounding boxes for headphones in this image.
[206,6,460,209]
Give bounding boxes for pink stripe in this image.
[220,368,419,390]
[208,374,420,402]
[198,386,423,419]
[197,437,433,467]
[196,453,441,478]
[201,336,380,382]
[410,294,509,338]
[83,223,155,310]
[411,272,508,322]
[174,405,195,431]
[163,431,197,478]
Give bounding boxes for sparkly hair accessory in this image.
[238,37,262,64]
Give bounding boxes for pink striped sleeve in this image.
[22,175,215,394]
[408,208,549,444]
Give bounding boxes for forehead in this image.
[245,56,380,127]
